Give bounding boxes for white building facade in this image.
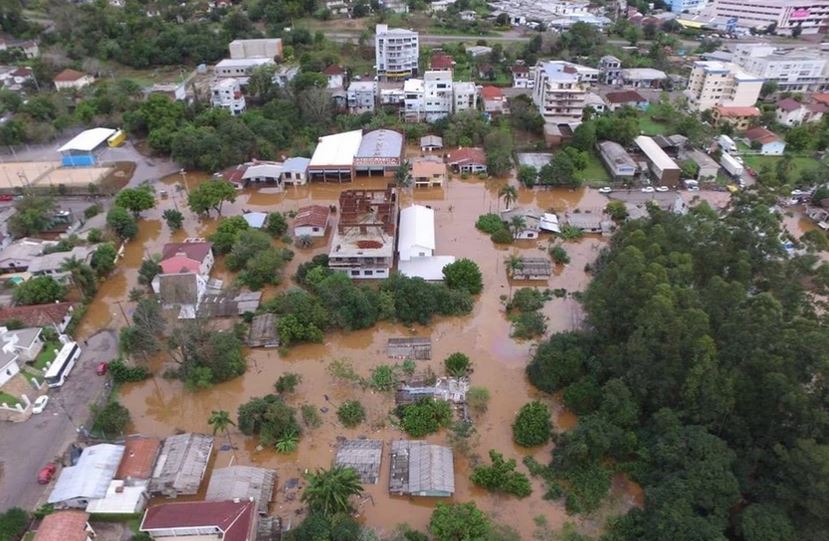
[708,0,829,35]
[685,61,764,111]
[532,61,589,123]
[211,78,246,115]
[732,43,828,92]
[375,24,419,81]
[347,81,377,113]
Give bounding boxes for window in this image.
[312,227,319,232]
[351,270,360,276]
[364,270,374,276]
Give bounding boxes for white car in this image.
[641,186,655,193]
[655,186,669,192]
[598,187,613,194]
[32,395,49,414]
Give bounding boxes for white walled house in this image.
[398,205,435,261]
[294,205,330,238]
[452,81,478,114]
[0,345,19,388]
[54,69,94,91]
[210,78,246,115]
[323,65,345,90]
[281,157,310,185]
[347,81,377,113]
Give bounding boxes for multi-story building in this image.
[708,0,829,36]
[423,71,453,122]
[375,24,419,81]
[211,78,246,115]
[347,81,377,113]
[403,79,424,121]
[511,63,535,88]
[685,61,764,111]
[532,61,589,123]
[599,55,622,85]
[453,81,478,114]
[669,0,707,12]
[732,43,828,92]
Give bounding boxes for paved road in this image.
[0,330,117,512]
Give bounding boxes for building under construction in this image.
[328,187,398,279]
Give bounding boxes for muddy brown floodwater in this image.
[78,163,642,537]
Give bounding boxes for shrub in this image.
[476,213,505,234]
[275,373,302,394]
[337,400,366,427]
[550,246,570,265]
[0,508,29,541]
[108,359,149,383]
[84,204,101,219]
[558,225,584,241]
[266,212,288,237]
[508,288,551,312]
[400,398,453,437]
[443,258,483,294]
[605,200,628,221]
[444,352,471,377]
[369,364,398,391]
[491,228,513,244]
[467,386,490,415]
[470,449,532,498]
[91,400,131,438]
[510,311,547,339]
[301,404,322,428]
[513,401,552,447]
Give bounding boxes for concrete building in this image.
[424,71,453,122]
[685,61,763,111]
[347,81,377,113]
[308,130,363,182]
[375,24,419,81]
[597,141,638,181]
[210,78,245,115]
[712,105,761,130]
[599,55,622,86]
[481,85,508,114]
[452,81,478,115]
[53,69,94,91]
[411,156,447,188]
[420,135,443,152]
[511,63,534,88]
[430,52,454,72]
[732,43,828,92]
[389,440,454,497]
[634,135,682,187]
[745,126,786,154]
[328,188,398,279]
[620,68,667,88]
[397,204,456,281]
[776,98,827,126]
[228,38,282,60]
[323,65,345,90]
[532,61,589,124]
[48,444,125,508]
[403,78,424,121]
[353,129,405,176]
[282,157,310,185]
[214,58,274,81]
[708,0,829,36]
[669,0,708,12]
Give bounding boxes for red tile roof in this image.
[323,65,344,76]
[430,53,454,70]
[11,67,32,77]
[161,242,213,264]
[715,105,761,117]
[812,93,829,107]
[294,205,330,228]
[745,126,781,145]
[511,64,529,74]
[605,90,646,104]
[481,86,503,100]
[0,302,73,328]
[34,511,89,541]
[160,255,201,275]
[776,98,801,112]
[116,437,161,480]
[221,164,248,184]
[807,102,828,113]
[54,69,86,82]
[446,147,486,166]
[141,501,255,541]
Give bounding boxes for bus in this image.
[44,342,81,388]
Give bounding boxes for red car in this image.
[0,195,12,202]
[95,362,108,376]
[37,463,57,484]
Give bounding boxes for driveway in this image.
[0,329,117,512]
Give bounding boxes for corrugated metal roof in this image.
[48,444,124,504]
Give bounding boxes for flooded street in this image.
[78,165,633,536]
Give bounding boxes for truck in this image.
[718,134,737,154]
[721,152,744,178]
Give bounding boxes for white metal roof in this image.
[242,212,267,229]
[242,162,282,180]
[282,157,310,174]
[398,205,435,258]
[58,128,116,153]
[398,255,455,281]
[48,444,124,504]
[309,130,363,168]
[634,136,680,171]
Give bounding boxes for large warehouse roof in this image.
[634,135,679,171]
[356,129,404,160]
[58,128,116,153]
[309,130,363,168]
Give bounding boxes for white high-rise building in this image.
[685,61,764,111]
[211,78,246,115]
[708,0,829,36]
[532,61,589,123]
[732,43,828,92]
[375,24,419,81]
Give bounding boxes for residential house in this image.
[210,78,246,116]
[420,135,443,152]
[53,69,94,91]
[776,98,827,126]
[335,440,384,484]
[28,246,97,278]
[430,52,454,72]
[481,86,508,115]
[620,68,667,89]
[446,147,487,174]
[0,302,74,333]
[240,161,283,186]
[0,345,19,388]
[597,141,638,181]
[411,156,447,188]
[156,273,208,319]
[745,126,785,155]
[281,157,310,185]
[375,24,419,80]
[584,92,607,113]
[389,440,454,497]
[293,205,330,237]
[273,65,299,88]
[32,511,95,541]
[347,81,377,114]
[149,433,214,498]
[161,241,214,276]
[560,212,613,234]
[116,437,162,482]
[48,444,125,509]
[500,207,542,239]
[0,326,43,362]
[0,238,55,272]
[599,55,622,85]
[634,135,681,187]
[712,105,761,130]
[323,65,345,90]
[383,0,410,13]
[685,61,763,112]
[604,90,648,111]
[206,467,276,516]
[140,500,257,541]
[452,81,478,115]
[511,63,534,88]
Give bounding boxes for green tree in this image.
[430,502,490,541]
[115,186,155,217]
[209,216,250,254]
[187,180,237,216]
[8,194,55,239]
[162,209,184,230]
[90,242,117,276]
[208,409,236,456]
[0,508,28,541]
[785,127,812,152]
[443,258,483,294]
[444,352,471,377]
[606,200,628,221]
[91,400,131,438]
[13,276,65,305]
[336,400,366,427]
[512,401,552,447]
[265,212,288,237]
[301,466,364,516]
[60,256,97,299]
[138,256,162,286]
[498,185,518,210]
[275,373,302,394]
[517,165,537,188]
[470,449,532,497]
[400,398,453,437]
[106,206,138,240]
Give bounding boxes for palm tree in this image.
[208,410,237,460]
[61,256,97,299]
[301,466,364,516]
[499,185,518,210]
[509,215,526,239]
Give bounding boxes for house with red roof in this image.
[776,98,827,127]
[293,205,330,238]
[712,106,761,131]
[430,52,454,72]
[53,69,94,91]
[33,511,95,541]
[140,500,257,541]
[323,65,345,90]
[745,126,786,156]
[0,302,74,333]
[446,147,487,174]
[160,240,214,276]
[481,86,508,115]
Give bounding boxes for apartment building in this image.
[708,0,829,36]
[532,61,589,123]
[210,78,246,115]
[669,0,707,12]
[423,71,453,122]
[685,61,763,111]
[375,24,419,81]
[453,81,478,114]
[599,55,622,86]
[732,43,828,92]
[347,81,377,114]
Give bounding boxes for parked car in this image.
[0,194,13,202]
[641,186,655,193]
[37,463,57,484]
[95,362,108,376]
[598,187,612,194]
[32,395,49,414]
[655,186,669,192]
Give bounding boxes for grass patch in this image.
[741,154,828,178]
[638,112,670,136]
[0,391,20,407]
[33,341,60,371]
[577,150,611,184]
[21,368,41,387]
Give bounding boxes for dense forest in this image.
[527,194,829,541]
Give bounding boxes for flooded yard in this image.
[78,167,635,537]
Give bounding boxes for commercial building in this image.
[48,444,125,508]
[397,205,456,279]
[308,130,363,182]
[389,440,454,497]
[228,38,282,60]
[328,188,398,279]
[685,61,763,111]
[669,0,708,12]
[708,0,829,35]
[711,105,761,130]
[375,24,419,80]
[532,61,589,124]
[347,81,377,114]
[620,68,667,88]
[732,44,828,92]
[210,78,246,116]
[214,58,274,81]
[597,141,638,181]
[411,156,447,188]
[634,135,681,187]
[58,127,117,167]
[353,129,405,176]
